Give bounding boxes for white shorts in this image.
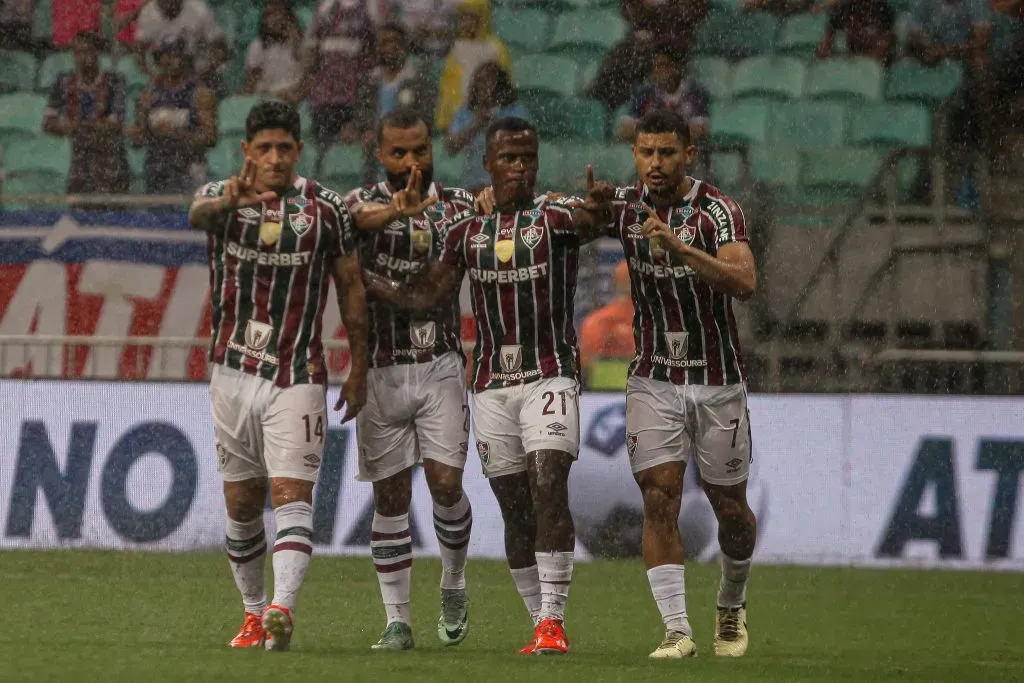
[209,364,328,483]
[471,376,580,479]
[356,352,469,482]
[626,377,751,486]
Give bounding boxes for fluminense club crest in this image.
[520,224,543,249]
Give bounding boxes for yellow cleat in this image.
[713,604,748,657]
[649,631,697,659]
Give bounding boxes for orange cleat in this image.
[229,612,266,648]
[262,604,294,651]
[518,636,538,655]
[532,617,569,655]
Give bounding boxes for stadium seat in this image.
[207,138,242,179]
[775,13,828,59]
[801,147,883,200]
[219,95,264,136]
[548,10,628,63]
[848,102,932,148]
[516,55,583,98]
[128,146,146,179]
[494,8,553,53]
[730,57,806,100]
[694,11,778,59]
[2,136,72,178]
[589,143,637,186]
[322,144,364,190]
[37,52,75,92]
[432,138,465,184]
[769,100,847,149]
[885,59,964,103]
[804,57,884,101]
[0,92,48,143]
[116,58,149,96]
[711,151,745,190]
[535,98,607,141]
[748,144,801,188]
[690,57,732,100]
[708,100,770,146]
[0,51,37,92]
[537,141,572,189]
[33,0,52,44]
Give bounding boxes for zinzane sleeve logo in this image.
[195,180,225,199]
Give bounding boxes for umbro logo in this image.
[238,207,260,218]
[726,457,743,473]
[471,233,489,243]
[546,422,568,436]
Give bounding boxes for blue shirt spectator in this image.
[617,41,710,144]
[445,62,529,192]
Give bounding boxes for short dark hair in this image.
[376,107,431,144]
[485,116,537,153]
[379,21,408,41]
[652,38,686,65]
[245,100,301,142]
[635,109,691,146]
[72,31,104,51]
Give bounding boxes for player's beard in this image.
[386,166,434,195]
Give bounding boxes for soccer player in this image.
[188,100,369,652]
[362,117,616,655]
[342,109,477,651]
[581,109,758,658]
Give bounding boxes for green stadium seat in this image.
[212,5,240,45]
[694,11,778,59]
[590,143,636,186]
[33,0,52,43]
[37,52,75,92]
[885,59,963,103]
[322,144,365,189]
[0,93,48,143]
[769,100,847,149]
[730,56,806,100]
[297,6,314,31]
[548,10,628,62]
[0,51,37,92]
[748,144,801,188]
[849,102,932,148]
[207,138,243,179]
[708,100,770,146]
[535,98,607,141]
[801,147,883,201]
[116,58,149,95]
[128,146,146,179]
[805,57,884,101]
[2,136,72,177]
[690,57,732,100]
[587,359,630,390]
[219,95,263,136]
[775,13,827,59]
[432,137,465,185]
[494,8,553,53]
[711,151,744,190]
[516,55,583,98]
[537,141,571,189]
[562,0,619,8]
[888,0,916,12]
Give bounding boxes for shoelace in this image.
[240,615,262,637]
[661,632,688,647]
[538,621,562,639]
[718,609,741,640]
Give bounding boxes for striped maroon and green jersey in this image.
[344,181,474,369]
[198,176,357,388]
[609,180,748,386]
[439,198,581,393]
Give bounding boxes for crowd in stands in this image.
[0,0,1022,207]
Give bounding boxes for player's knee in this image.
[425,464,464,507]
[713,496,752,528]
[641,481,682,525]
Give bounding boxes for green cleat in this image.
[371,621,415,651]
[437,588,470,646]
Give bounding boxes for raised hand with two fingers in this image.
[220,158,278,211]
[391,166,438,218]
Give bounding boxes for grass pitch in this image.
[2,551,1022,682]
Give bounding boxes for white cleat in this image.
[713,604,748,657]
[262,604,294,652]
[649,631,698,659]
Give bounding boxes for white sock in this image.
[509,565,542,624]
[647,564,691,635]
[718,554,752,608]
[270,501,314,612]
[225,516,268,616]
[536,551,573,622]
[433,494,472,590]
[371,512,413,625]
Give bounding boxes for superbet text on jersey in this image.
[345,181,474,369]
[609,180,747,386]
[438,200,581,392]
[198,177,356,387]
